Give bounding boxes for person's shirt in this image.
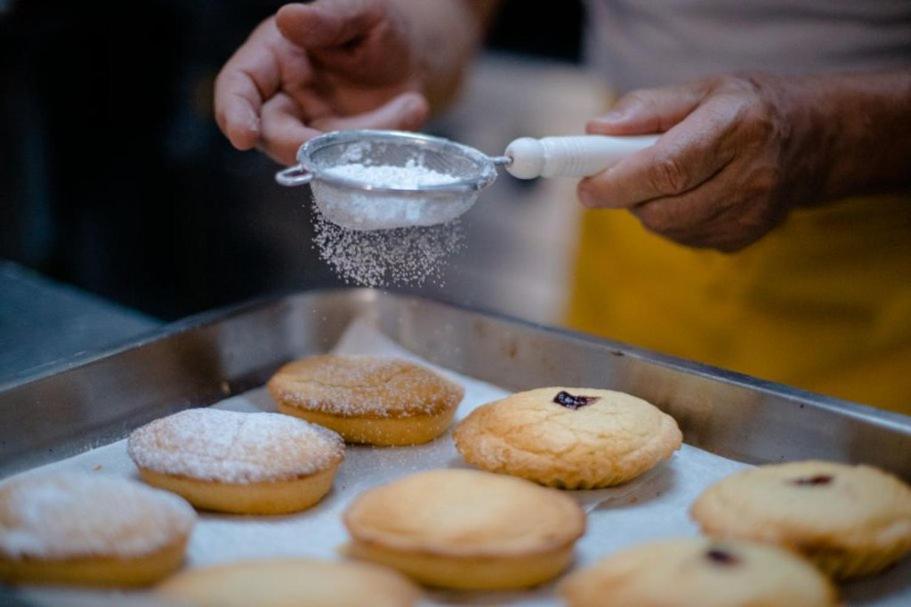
[584,0,911,92]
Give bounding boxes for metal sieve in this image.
[275,130,509,231]
[276,129,658,231]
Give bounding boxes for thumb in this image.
[587,80,712,136]
[275,0,383,49]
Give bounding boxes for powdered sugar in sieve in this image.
[318,160,462,231]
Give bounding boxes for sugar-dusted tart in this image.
[128,409,344,515]
[0,472,195,587]
[268,355,464,446]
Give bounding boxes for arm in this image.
[578,70,911,252]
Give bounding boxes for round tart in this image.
[454,387,682,489]
[691,460,911,579]
[343,468,586,590]
[267,355,464,446]
[157,558,420,607]
[560,537,838,607]
[128,409,344,515]
[0,472,195,587]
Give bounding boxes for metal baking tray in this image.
[2,288,909,480]
[1,288,909,606]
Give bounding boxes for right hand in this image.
[214,0,430,165]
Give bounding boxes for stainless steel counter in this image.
[0,261,159,386]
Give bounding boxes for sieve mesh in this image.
[277,130,505,231]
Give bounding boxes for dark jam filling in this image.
[705,548,740,566]
[553,391,600,410]
[790,474,833,486]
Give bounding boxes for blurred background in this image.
[1,0,598,327]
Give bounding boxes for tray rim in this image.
[2,286,908,433]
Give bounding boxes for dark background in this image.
[0,0,584,319]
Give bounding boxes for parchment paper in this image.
[15,318,910,606]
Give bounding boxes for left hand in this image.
[578,73,817,252]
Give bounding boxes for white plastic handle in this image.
[504,135,659,179]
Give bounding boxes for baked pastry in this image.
[559,537,838,607]
[267,355,464,446]
[157,558,420,607]
[343,468,585,590]
[691,460,911,579]
[454,387,682,489]
[128,409,344,515]
[0,472,195,587]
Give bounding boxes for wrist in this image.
[779,71,911,204]
[743,72,834,209]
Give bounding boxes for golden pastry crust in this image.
[454,387,682,489]
[560,537,839,607]
[691,460,911,579]
[268,355,464,445]
[343,469,585,589]
[157,558,421,607]
[280,406,456,447]
[0,536,188,588]
[128,409,344,514]
[136,465,340,516]
[0,472,195,587]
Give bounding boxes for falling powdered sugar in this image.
[308,157,469,286]
[312,208,464,287]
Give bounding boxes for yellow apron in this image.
[568,194,911,414]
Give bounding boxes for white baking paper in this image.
[14,317,910,606]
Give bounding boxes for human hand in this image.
[578,74,820,252]
[214,0,430,165]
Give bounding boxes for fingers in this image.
[587,80,713,136]
[258,91,429,165]
[259,93,322,165]
[311,91,429,132]
[276,0,383,49]
[630,176,735,249]
[578,95,739,209]
[216,16,316,154]
[214,19,283,150]
[629,170,779,252]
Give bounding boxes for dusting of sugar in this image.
[127,409,344,484]
[311,208,464,287]
[314,158,470,231]
[271,355,464,418]
[323,161,459,189]
[0,472,195,559]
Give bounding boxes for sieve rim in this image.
[295,130,499,193]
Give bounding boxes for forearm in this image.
[792,70,911,203]
[391,0,500,110]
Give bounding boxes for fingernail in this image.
[244,105,260,131]
[601,110,625,122]
[402,97,419,113]
[403,95,425,113]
